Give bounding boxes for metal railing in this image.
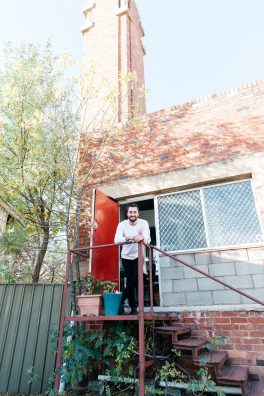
[55,241,264,396]
[55,241,163,395]
[148,243,264,307]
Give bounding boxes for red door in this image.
[90,190,120,286]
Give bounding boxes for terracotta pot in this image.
[76,294,103,316]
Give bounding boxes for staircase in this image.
[155,322,264,395]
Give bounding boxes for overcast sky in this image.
[1,0,264,113]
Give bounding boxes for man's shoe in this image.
[130,307,138,315]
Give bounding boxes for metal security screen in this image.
[157,190,206,251]
[156,180,263,252]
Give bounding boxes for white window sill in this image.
[82,2,95,16]
[116,7,131,20]
[158,242,264,256]
[81,22,95,34]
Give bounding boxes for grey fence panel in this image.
[41,285,66,391]
[0,283,70,394]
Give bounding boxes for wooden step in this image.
[216,365,248,385]
[173,337,208,359]
[194,351,228,366]
[155,324,191,342]
[247,381,264,395]
[155,324,191,334]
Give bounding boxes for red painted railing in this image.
[147,243,264,307]
[55,241,264,396]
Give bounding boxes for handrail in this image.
[56,241,149,396]
[146,243,264,308]
[56,240,264,395]
[70,241,130,252]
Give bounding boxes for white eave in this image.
[82,1,95,16]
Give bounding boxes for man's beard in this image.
[129,216,137,223]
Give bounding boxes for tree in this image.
[0,41,79,282]
[0,41,142,283]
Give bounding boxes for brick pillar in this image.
[81,0,146,126]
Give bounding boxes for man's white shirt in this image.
[114,218,151,260]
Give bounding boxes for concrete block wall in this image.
[179,310,264,380]
[160,247,264,306]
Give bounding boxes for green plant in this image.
[206,334,226,352]
[27,366,40,384]
[50,322,138,393]
[49,323,103,388]
[78,273,101,295]
[78,274,117,295]
[99,323,138,395]
[100,280,117,293]
[151,335,227,396]
[187,334,227,396]
[187,364,225,396]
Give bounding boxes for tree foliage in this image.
[0,41,79,282]
[0,41,140,283]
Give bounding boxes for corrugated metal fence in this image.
[0,283,70,394]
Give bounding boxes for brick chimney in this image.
[81,0,146,126]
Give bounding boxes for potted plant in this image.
[76,273,103,316]
[101,281,122,316]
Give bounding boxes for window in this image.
[156,180,263,252]
[118,0,129,8]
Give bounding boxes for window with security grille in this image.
[156,180,263,252]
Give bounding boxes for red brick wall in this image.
[78,81,264,246]
[179,310,264,379]
[82,0,145,125]
[81,81,264,187]
[129,0,146,114]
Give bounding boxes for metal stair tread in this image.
[247,380,264,395]
[217,365,248,383]
[155,325,191,334]
[173,337,208,348]
[194,351,228,365]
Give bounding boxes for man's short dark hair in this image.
[126,203,140,214]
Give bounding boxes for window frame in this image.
[154,179,264,254]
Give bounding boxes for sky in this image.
[1,0,264,113]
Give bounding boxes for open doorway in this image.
[119,198,160,306]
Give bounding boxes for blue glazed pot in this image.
[103,292,122,316]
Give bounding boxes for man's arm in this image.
[133,220,151,243]
[142,220,151,244]
[114,222,134,243]
[114,222,126,244]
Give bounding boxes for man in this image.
[114,203,151,314]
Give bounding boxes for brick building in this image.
[79,0,264,379]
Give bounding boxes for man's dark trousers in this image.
[121,258,138,309]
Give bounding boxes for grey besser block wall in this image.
[159,247,264,306]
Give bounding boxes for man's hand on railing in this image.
[125,234,144,243]
[133,234,144,242]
